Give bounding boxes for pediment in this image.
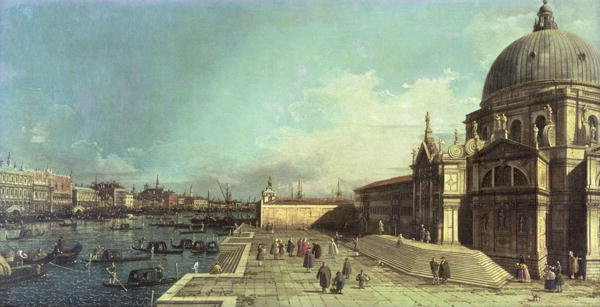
[414,140,438,166]
[472,138,544,162]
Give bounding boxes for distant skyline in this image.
[1,0,598,200]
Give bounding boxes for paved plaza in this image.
[159,227,600,306]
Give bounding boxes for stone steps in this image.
[214,245,246,273]
[344,235,511,289]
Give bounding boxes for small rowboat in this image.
[83,249,151,263]
[102,267,177,290]
[131,241,183,255]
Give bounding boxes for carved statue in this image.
[581,104,588,124]
[425,112,431,127]
[471,121,479,139]
[518,215,527,233]
[454,128,459,144]
[494,114,501,130]
[500,114,508,130]
[592,125,598,143]
[481,214,488,232]
[544,104,553,123]
[411,148,417,163]
[533,124,539,148]
[497,209,506,230]
[267,176,272,188]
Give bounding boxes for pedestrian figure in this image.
[439,257,451,283]
[517,262,531,282]
[378,220,384,235]
[356,270,370,289]
[296,238,304,257]
[92,245,102,260]
[554,261,564,292]
[332,271,345,294]
[342,258,352,279]
[303,251,314,272]
[328,238,339,259]
[16,250,27,266]
[192,261,199,273]
[334,232,340,244]
[256,243,266,266]
[270,239,279,260]
[316,262,331,293]
[286,238,295,257]
[312,243,322,259]
[352,237,359,256]
[429,257,440,285]
[544,265,556,292]
[568,251,578,279]
[420,224,426,242]
[577,254,586,280]
[425,229,431,244]
[278,239,286,259]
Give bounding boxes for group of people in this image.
[316,260,370,294]
[514,256,531,283]
[568,250,586,280]
[543,262,564,292]
[419,224,432,244]
[429,257,450,285]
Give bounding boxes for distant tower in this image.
[262,176,277,203]
[189,184,194,197]
[155,175,160,188]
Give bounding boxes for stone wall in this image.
[259,202,355,231]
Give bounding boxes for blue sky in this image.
[0,0,598,200]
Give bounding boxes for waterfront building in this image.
[353,175,413,236]
[124,192,134,208]
[72,186,99,212]
[258,178,355,230]
[112,187,128,207]
[0,164,33,217]
[31,170,51,214]
[50,174,73,212]
[411,2,600,279]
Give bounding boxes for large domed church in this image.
[412,0,600,279]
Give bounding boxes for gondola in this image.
[189,240,206,253]
[170,239,193,250]
[102,267,177,290]
[131,241,183,255]
[149,221,186,228]
[5,229,45,241]
[0,264,45,286]
[59,219,77,227]
[206,241,219,254]
[178,229,205,234]
[110,223,142,231]
[83,249,151,263]
[24,242,83,265]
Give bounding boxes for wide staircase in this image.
[346,235,512,289]
[213,244,247,273]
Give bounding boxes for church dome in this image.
[482,2,600,100]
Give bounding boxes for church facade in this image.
[413,1,600,279]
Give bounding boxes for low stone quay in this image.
[158,225,600,306]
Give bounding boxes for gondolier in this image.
[107,262,117,285]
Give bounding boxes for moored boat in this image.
[131,241,183,254]
[206,241,219,254]
[5,229,45,240]
[83,249,151,263]
[110,223,142,231]
[102,267,177,290]
[24,242,83,265]
[170,239,193,250]
[59,219,77,227]
[189,240,206,253]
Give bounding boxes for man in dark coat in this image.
[429,257,440,285]
[303,251,314,272]
[312,243,322,259]
[342,258,352,279]
[439,257,451,283]
[286,238,295,257]
[316,262,332,293]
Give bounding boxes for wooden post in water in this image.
[176,262,180,279]
[150,290,155,306]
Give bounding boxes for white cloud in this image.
[236,69,474,197]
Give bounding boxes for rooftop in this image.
[266,198,353,206]
[354,175,412,192]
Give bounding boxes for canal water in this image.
[0,216,225,306]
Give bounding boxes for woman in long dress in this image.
[328,238,339,259]
[303,250,314,272]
